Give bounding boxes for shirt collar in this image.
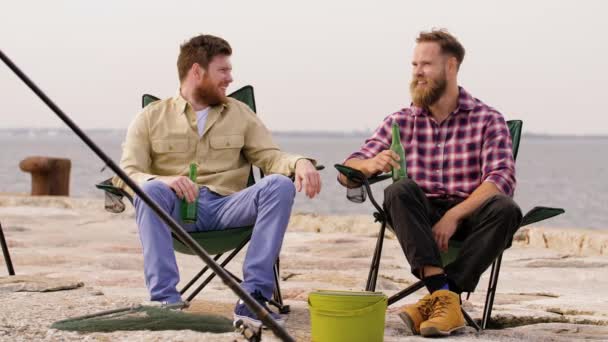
[411,86,476,117]
[456,86,476,112]
[174,89,190,115]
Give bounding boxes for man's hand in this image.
[339,150,401,187]
[294,159,321,199]
[158,176,198,203]
[432,211,460,252]
[361,150,401,177]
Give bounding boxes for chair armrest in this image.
[95,177,127,197]
[520,206,565,227]
[334,164,391,186]
[334,164,391,211]
[95,177,132,212]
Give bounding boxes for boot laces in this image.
[429,295,452,319]
[417,296,434,317]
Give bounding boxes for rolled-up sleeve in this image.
[338,115,393,188]
[114,112,157,189]
[481,115,516,197]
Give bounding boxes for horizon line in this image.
[1,127,608,138]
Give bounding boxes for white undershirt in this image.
[196,107,210,137]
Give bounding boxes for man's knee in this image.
[140,180,172,198]
[384,178,420,205]
[489,195,522,221]
[263,174,296,200]
[135,180,174,208]
[483,195,523,237]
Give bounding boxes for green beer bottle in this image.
[181,162,198,223]
[390,120,407,182]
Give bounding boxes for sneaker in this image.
[419,290,466,337]
[397,293,434,335]
[161,300,189,310]
[233,291,285,329]
[142,300,189,310]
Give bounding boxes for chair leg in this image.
[272,258,283,306]
[366,218,387,292]
[387,280,425,306]
[462,307,481,331]
[0,222,15,276]
[180,253,223,295]
[184,241,248,302]
[270,257,290,314]
[482,254,503,329]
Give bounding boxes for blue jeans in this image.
[133,174,296,303]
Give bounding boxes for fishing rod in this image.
[0,49,293,342]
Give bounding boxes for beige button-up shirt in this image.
[113,92,310,196]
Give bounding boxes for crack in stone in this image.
[486,313,608,329]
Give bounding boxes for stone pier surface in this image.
[0,194,606,341]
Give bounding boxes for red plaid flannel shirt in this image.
[347,87,516,198]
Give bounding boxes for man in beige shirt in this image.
[116,34,321,328]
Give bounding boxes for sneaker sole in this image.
[161,302,189,310]
[233,314,285,329]
[233,314,263,329]
[398,312,420,335]
[420,324,465,337]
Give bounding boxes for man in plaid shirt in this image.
[340,30,522,337]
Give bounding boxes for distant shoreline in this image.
[2,128,608,139]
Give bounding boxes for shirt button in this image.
[435,169,440,173]
[436,144,441,148]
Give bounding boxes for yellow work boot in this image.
[419,290,465,337]
[397,294,434,335]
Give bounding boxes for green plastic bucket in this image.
[308,290,387,342]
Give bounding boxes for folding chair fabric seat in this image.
[173,227,253,256]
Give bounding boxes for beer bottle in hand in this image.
[390,120,407,182]
[181,162,198,223]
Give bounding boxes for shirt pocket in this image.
[151,139,189,153]
[151,139,190,166]
[208,135,244,161]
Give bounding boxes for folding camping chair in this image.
[97,85,291,313]
[335,120,565,330]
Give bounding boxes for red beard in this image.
[193,74,227,106]
[409,73,447,108]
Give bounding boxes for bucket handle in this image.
[308,298,387,317]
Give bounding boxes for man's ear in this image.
[191,63,205,79]
[447,56,459,74]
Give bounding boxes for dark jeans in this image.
[383,178,522,292]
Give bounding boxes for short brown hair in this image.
[416,29,465,69]
[177,34,232,82]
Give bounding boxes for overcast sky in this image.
[1,0,606,135]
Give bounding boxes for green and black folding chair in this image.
[97,85,291,313]
[335,120,565,330]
